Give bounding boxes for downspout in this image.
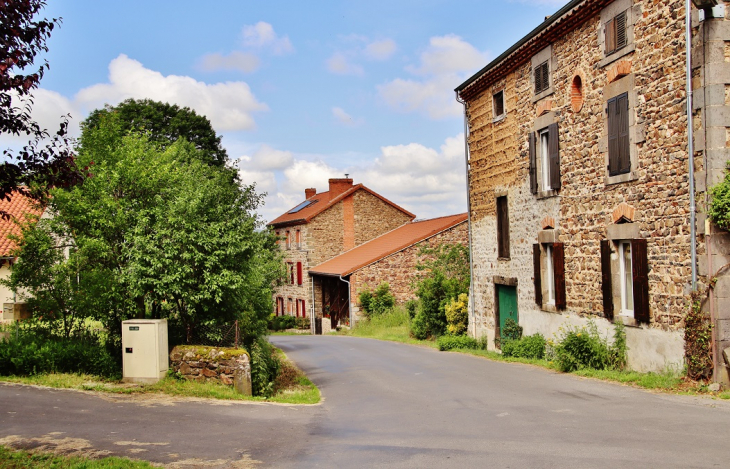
[311,275,316,335]
[339,274,352,329]
[686,0,698,291]
[456,91,476,338]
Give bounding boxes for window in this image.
[618,241,633,317]
[529,123,560,194]
[276,297,284,316]
[285,231,291,250]
[493,90,505,120]
[605,10,627,56]
[288,298,293,316]
[296,262,303,286]
[297,299,307,318]
[533,242,566,310]
[497,196,510,259]
[600,238,649,324]
[295,229,301,249]
[607,92,630,176]
[287,262,294,284]
[545,244,555,306]
[534,61,549,94]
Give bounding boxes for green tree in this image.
[81,98,228,167]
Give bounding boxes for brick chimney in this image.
[328,178,353,198]
[305,188,317,199]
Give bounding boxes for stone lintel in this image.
[607,222,640,240]
[538,229,560,244]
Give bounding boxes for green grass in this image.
[0,445,154,468]
[342,307,438,348]
[0,346,319,405]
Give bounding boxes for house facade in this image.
[309,214,468,330]
[456,0,730,379]
[267,178,415,330]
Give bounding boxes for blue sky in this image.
[1,0,567,222]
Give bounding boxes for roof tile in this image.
[0,192,44,257]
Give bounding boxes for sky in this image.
[1,0,568,223]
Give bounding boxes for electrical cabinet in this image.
[121,319,168,383]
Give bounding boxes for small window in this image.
[540,129,550,190]
[534,61,550,94]
[288,298,293,316]
[605,10,628,56]
[287,262,294,284]
[493,90,505,119]
[497,196,510,259]
[285,231,291,250]
[618,241,634,317]
[607,92,630,176]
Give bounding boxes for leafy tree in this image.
[0,0,82,215]
[358,282,395,319]
[81,99,228,167]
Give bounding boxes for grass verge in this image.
[340,307,437,348]
[0,346,319,405]
[0,445,154,468]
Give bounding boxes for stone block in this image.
[704,62,730,86]
[716,319,730,342]
[234,369,252,396]
[607,222,640,240]
[695,171,707,193]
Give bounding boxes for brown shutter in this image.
[497,197,510,258]
[600,240,614,321]
[631,238,650,324]
[533,244,542,306]
[616,11,627,50]
[607,97,620,175]
[553,242,566,310]
[617,93,631,174]
[605,18,616,55]
[297,262,303,285]
[548,123,560,190]
[541,62,549,92]
[529,132,537,194]
[534,64,542,94]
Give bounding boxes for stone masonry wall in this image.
[273,223,312,319]
[170,346,252,395]
[465,0,693,369]
[353,190,414,247]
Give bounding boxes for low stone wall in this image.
[170,346,252,395]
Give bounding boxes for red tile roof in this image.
[309,213,468,276]
[268,184,416,228]
[0,192,44,257]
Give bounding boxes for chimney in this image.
[328,178,353,198]
[305,188,316,199]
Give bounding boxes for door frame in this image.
[493,276,518,348]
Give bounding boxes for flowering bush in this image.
[445,293,469,335]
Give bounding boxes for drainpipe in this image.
[311,276,316,335]
[456,91,476,338]
[339,274,352,329]
[686,0,698,291]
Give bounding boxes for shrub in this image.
[685,299,713,380]
[268,314,296,331]
[501,333,546,359]
[437,335,479,351]
[709,163,730,230]
[445,293,468,336]
[248,338,280,397]
[405,300,418,319]
[552,321,626,372]
[410,310,430,340]
[295,317,310,330]
[359,282,395,319]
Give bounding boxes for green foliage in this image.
[445,293,469,335]
[0,445,156,469]
[405,299,418,319]
[437,335,479,351]
[358,282,395,319]
[502,318,523,341]
[685,299,714,381]
[410,243,470,339]
[551,321,627,373]
[501,334,546,359]
[295,317,310,330]
[709,163,730,231]
[248,338,280,397]
[268,315,297,331]
[0,322,119,378]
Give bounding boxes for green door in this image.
[497,284,518,337]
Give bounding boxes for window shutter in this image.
[617,93,631,174]
[497,197,510,258]
[616,11,627,50]
[600,240,614,321]
[541,62,549,92]
[605,18,616,55]
[631,238,650,324]
[303,299,306,318]
[529,132,537,194]
[553,242,566,310]
[607,97,620,175]
[297,262,303,285]
[548,123,561,190]
[534,65,542,94]
[533,244,542,306]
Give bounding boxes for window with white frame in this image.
[618,241,634,317]
[545,244,555,306]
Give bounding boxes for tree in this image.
[0,0,82,215]
[81,99,228,167]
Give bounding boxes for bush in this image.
[437,335,479,351]
[247,337,280,397]
[405,300,418,319]
[501,333,546,359]
[410,310,430,340]
[552,321,626,372]
[268,314,297,331]
[359,282,395,319]
[0,323,120,378]
[445,293,468,336]
[295,317,310,330]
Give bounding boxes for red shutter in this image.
[553,243,566,310]
[533,244,542,306]
[548,123,560,190]
[600,240,614,321]
[297,262,303,285]
[631,238,650,324]
[529,132,537,194]
[302,299,306,319]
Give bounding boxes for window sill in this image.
[605,170,637,186]
[532,88,555,104]
[536,189,558,200]
[540,304,559,314]
[598,44,635,69]
[492,114,506,124]
[618,315,639,328]
[497,257,511,262]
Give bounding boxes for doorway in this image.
[496,284,518,343]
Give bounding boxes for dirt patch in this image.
[0,432,111,459]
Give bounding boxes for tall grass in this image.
[346,307,437,347]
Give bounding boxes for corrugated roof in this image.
[0,192,44,257]
[268,184,416,228]
[309,213,468,276]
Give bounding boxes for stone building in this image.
[267,178,414,330]
[309,213,468,331]
[455,0,730,379]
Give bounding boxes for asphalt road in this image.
[1,335,730,468]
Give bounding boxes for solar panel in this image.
[288,200,315,214]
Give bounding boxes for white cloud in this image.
[364,39,397,61]
[332,107,363,127]
[378,35,488,120]
[238,144,294,171]
[242,21,294,55]
[326,52,363,76]
[198,51,260,73]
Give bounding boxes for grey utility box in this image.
[121,319,169,384]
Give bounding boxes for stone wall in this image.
[170,346,252,395]
[464,0,692,371]
[274,222,312,321]
[353,190,414,247]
